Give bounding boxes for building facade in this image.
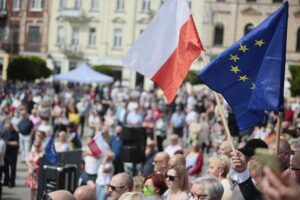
[47,0,205,89]
[0,0,50,80]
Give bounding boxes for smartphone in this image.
[254,148,282,175]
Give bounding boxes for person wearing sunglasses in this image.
[107,172,134,200]
[143,172,167,198]
[189,176,224,200]
[163,165,189,200]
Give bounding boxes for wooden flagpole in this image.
[275,112,283,156]
[201,53,236,152]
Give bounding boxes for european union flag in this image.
[44,131,58,164]
[199,2,288,131]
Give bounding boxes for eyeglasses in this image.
[165,174,177,181]
[153,160,163,164]
[288,165,300,171]
[188,192,208,200]
[107,184,127,191]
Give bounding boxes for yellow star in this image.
[229,54,240,62]
[255,39,265,47]
[239,75,249,82]
[230,66,241,74]
[251,83,256,90]
[239,44,249,53]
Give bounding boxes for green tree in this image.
[289,65,300,96]
[184,70,203,85]
[93,65,119,80]
[7,56,51,81]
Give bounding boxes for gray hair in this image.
[193,176,224,200]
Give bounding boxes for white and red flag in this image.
[87,132,110,157]
[123,0,203,104]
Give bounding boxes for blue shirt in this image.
[110,136,122,161]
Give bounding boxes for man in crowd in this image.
[153,151,170,175]
[107,172,133,200]
[190,176,224,200]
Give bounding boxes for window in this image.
[90,0,99,11]
[28,26,40,44]
[244,23,254,35]
[113,28,122,49]
[69,61,77,70]
[213,24,224,46]
[247,0,256,2]
[116,0,124,11]
[217,0,225,2]
[11,25,19,44]
[273,0,283,2]
[141,0,150,12]
[88,28,96,47]
[59,0,66,9]
[74,0,81,9]
[0,0,6,9]
[53,61,61,75]
[296,28,300,52]
[31,0,42,11]
[13,0,21,11]
[0,26,4,41]
[71,26,79,45]
[188,0,192,9]
[56,26,65,45]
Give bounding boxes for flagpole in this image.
[275,112,283,156]
[201,52,236,153]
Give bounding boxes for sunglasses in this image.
[107,184,127,191]
[165,174,177,181]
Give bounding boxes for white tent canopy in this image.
[53,63,114,84]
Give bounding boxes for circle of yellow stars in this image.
[228,39,266,90]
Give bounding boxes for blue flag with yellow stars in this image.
[198,2,288,131]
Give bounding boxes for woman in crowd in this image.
[185,142,204,180]
[206,155,232,200]
[55,131,71,152]
[164,165,189,200]
[143,172,167,199]
[25,140,42,200]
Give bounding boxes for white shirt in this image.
[164,144,182,157]
[85,155,102,175]
[96,162,114,186]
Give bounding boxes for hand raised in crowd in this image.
[231,150,247,173]
[261,166,300,200]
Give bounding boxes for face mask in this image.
[143,186,156,196]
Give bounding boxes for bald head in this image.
[113,173,134,191]
[269,139,291,170]
[218,141,233,158]
[169,154,186,167]
[74,181,96,200]
[153,152,170,174]
[48,190,75,200]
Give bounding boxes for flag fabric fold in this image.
[44,131,58,165]
[87,132,110,157]
[123,0,203,104]
[198,2,288,131]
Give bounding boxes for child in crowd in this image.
[96,151,115,200]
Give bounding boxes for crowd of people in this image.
[0,80,299,200]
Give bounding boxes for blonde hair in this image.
[247,156,262,175]
[208,155,231,177]
[133,176,145,192]
[105,151,115,161]
[119,192,145,200]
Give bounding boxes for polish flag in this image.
[87,132,110,157]
[123,0,203,104]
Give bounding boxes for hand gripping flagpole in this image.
[201,52,236,153]
[275,112,283,156]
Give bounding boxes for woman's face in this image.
[144,178,158,195]
[206,162,222,178]
[165,169,180,190]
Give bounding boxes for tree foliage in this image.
[7,56,51,81]
[289,65,300,96]
[184,70,203,85]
